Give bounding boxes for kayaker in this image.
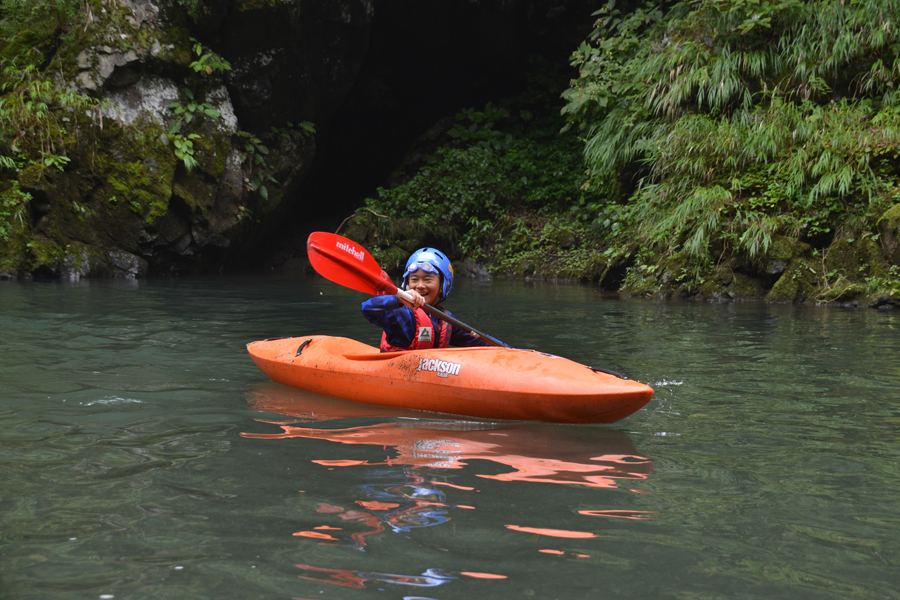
[361,248,493,351]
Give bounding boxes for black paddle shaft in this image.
[421,303,510,348]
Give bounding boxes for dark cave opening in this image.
[253,0,595,268]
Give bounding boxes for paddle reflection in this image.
[295,564,456,589]
[295,469,469,551]
[241,383,655,574]
[293,564,505,591]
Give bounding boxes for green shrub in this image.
[359,104,600,262]
[562,0,900,270]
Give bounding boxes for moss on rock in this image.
[561,252,608,281]
[877,203,900,265]
[23,235,68,273]
[825,236,886,282]
[695,263,767,300]
[172,171,217,218]
[192,131,232,179]
[764,235,812,276]
[106,159,173,224]
[766,256,820,302]
[92,121,176,225]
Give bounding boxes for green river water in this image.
[1,275,898,599]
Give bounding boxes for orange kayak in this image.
[246,336,654,424]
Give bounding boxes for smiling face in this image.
[406,271,442,305]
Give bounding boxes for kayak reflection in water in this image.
[246,385,655,553]
[361,247,497,351]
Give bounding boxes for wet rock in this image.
[105,250,148,279]
[869,294,898,310]
[767,260,786,275]
[154,212,191,245]
[456,259,492,281]
[220,0,376,131]
[766,257,819,303]
[76,50,93,69]
[825,237,887,282]
[117,0,160,29]
[3,0,321,278]
[59,248,102,282]
[765,236,811,274]
[878,203,900,264]
[173,233,193,255]
[102,76,180,126]
[97,50,140,81]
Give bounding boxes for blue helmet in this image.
[403,247,454,302]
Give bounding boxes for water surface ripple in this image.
[1,276,897,599]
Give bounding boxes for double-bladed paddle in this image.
[307,231,510,348]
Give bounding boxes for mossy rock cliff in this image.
[0,0,363,279]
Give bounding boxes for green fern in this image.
[563,0,900,271]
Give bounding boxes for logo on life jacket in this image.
[336,240,364,261]
[417,357,462,378]
[418,326,433,342]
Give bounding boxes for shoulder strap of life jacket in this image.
[380,307,450,352]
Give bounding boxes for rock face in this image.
[204,0,375,133]
[2,0,376,279]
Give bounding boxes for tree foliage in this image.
[359,102,599,265]
[0,0,84,41]
[562,0,900,267]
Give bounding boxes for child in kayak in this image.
[361,247,493,351]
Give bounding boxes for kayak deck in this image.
[247,335,654,424]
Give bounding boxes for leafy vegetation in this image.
[236,121,314,206]
[343,0,899,301]
[354,97,604,273]
[0,0,95,172]
[167,38,231,171]
[236,131,276,200]
[0,58,90,171]
[0,2,96,248]
[0,181,30,242]
[560,0,900,297]
[0,0,84,41]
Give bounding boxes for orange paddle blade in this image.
[307,232,398,296]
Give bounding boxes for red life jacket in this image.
[381,307,450,352]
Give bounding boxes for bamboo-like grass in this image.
[564,0,900,268]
